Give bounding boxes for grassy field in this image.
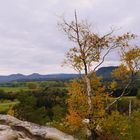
[121,96,136,99]
[109,96,136,100]
[0,87,27,92]
[0,86,67,92]
[0,101,18,113]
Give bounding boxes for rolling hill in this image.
[0,66,118,83]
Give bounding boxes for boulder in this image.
[0,114,77,140]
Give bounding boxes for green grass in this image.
[0,87,27,92]
[0,101,18,113]
[109,96,136,101]
[121,96,136,99]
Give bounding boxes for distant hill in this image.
[0,73,81,83]
[0,66,118,83]
[96,66,118,79]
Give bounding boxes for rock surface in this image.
[0,114,76,140]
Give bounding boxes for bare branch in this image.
[101,28,114,39]
[93,45,115,71]
[74,10,83,50]
[105,80,131,110]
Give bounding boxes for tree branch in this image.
[105,80,132,110]
[93,46,115,71]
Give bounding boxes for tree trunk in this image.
[88,129,99,140]
[85,75,92,115]
[129,99,132,118]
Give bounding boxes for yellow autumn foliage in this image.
[66,74,106,130]
[103,111,129,137]
[109,80,117,91]
[112,64,130,81]
[7,106,15,116]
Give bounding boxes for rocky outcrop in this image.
[0,114,76,140]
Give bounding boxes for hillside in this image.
[96,66,118,79]
[0,66,118,83]
[0,73,81,83]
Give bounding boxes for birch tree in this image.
[59,11,136,139]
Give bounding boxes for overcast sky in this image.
[0,0,139,75]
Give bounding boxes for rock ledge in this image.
[0,114,76,140]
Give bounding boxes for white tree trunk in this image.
[85,75,92,114]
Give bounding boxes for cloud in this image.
[0,0,139,75]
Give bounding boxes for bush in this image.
[14,87,67,124]
[14,92,48,124]
[103,111,129,139]
[109,97,140,115]
[27,82,38,90]
[136,90,140,99]
[130,110,140,140]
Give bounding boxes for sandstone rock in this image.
[0,114,77,140]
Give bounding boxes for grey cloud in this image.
[0,0,139,74]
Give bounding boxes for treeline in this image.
[14,87,67,124]
[0,85,67,124]
[0,80,140,120]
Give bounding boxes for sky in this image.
[0,0,139,75]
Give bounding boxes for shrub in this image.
[136,90,140,99]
